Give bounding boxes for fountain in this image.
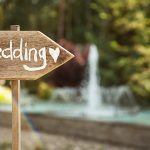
[86,44,102,110]
[82,44,118,117]
[82,44,138,117]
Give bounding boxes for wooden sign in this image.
[0,25,74,150]
[0,31,74,80]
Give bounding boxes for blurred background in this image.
[0,0,150,150]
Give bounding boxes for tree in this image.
[90,0,150,100]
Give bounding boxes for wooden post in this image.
[11,25,21,150]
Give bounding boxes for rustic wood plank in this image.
[11,25,21,150]
[12,80,21,150]
[0,31,74,80]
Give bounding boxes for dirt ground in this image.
[0,127,137,150]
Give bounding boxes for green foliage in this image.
[0,6,4,28]
[37,82,54,100]
[1,0,58,39]
[0,0,150,101]
[90,0,150,100]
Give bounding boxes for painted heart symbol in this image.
[49,47,60,63]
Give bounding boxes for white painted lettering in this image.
[0,39,60,72]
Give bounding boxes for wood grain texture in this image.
[11,25,21,150]
[0,31,74,80]
[12,80,21,150]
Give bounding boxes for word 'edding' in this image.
[0,38,60,71]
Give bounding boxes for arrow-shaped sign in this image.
[0,31,74,80]
[2,25,74,150]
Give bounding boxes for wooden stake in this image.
[11,25,21,150]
